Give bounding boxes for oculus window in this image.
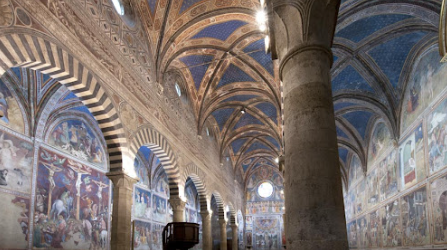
[257,182,273,198]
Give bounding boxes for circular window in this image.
[175,82,182,97]
[111,0,124,15]
[257,182,273,198]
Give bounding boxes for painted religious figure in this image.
[134,187,152,221]
[381,200,402,247]
[355,178,366,214]
[368,122,393,166]
[0,76,25,133]
[133,220,151,250]
[367,168,379,208]
[356,216,367,248]
[402,49,447,131]
[427,97,447,174]
[152,194,167,223]
[378,150,398,201]
[253,216,280,250]
[48,119,106,169]
[430,173,447,244]
[348,154,363,188]
[399,124,425,188]
[33,148,110,249]
[401,186,429,246]
[0,131,33,193]
[367,210,381,247]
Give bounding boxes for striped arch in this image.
[129,126,181,197]
[181,164,209,212]
[0,32,126,170]
[227,203,237,225]
[211,192,226,221]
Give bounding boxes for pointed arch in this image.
[0,31,126,170]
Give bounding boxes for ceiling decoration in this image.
[137,0,441,181]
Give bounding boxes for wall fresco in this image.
[430,172,447,244]
[134,186,152,221]
[349,154,363,188]
[378,150,398,201]
[356,216,367,248]
[0,192,30,249]
[34,148,110,249]
[399,124,426,189]
[0,131,33,193]
[133,220,151,250]
[152,223,164,250]
[347,220,357,248]
[367,210,381,248]
[0,77,25,134]
[355,178,366,214]
[368,122,393,166]
[134,156,150,187]
[367,168,379,208]
[402,50,447,131]
[401,186,429,246]
[152,194,167,223]
[47,119,106,169]
[427,97,447,175]
[252,215,281,250]
[380,199,402,247]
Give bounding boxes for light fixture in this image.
[256,10,267,25]
[275,157,279,163]
[241,108,246,114]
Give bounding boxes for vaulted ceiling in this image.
[134,0,442,180]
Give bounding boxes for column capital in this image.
[230,224,238,230]
[268,0,340,63]
[106,171,138,191]
[169,197,186,211]
[200,210,212,219]
[219,219,227,226]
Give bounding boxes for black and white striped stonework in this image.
[0,32,126,171]
[130,127,181,197]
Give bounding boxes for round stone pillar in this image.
[231,224,238,250]
[169,197,186,222]
[269,0,348,249]
[106,172,138,250]
[219,220,227,250]
[200,211,212,250]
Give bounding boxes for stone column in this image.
[106,172,138,250]
[169,197,186,222]
[219,220,227,250]
[200,211,212,250]
[269,0,348,249]
[231,224,238,250]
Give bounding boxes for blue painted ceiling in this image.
[148,0,441,179]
